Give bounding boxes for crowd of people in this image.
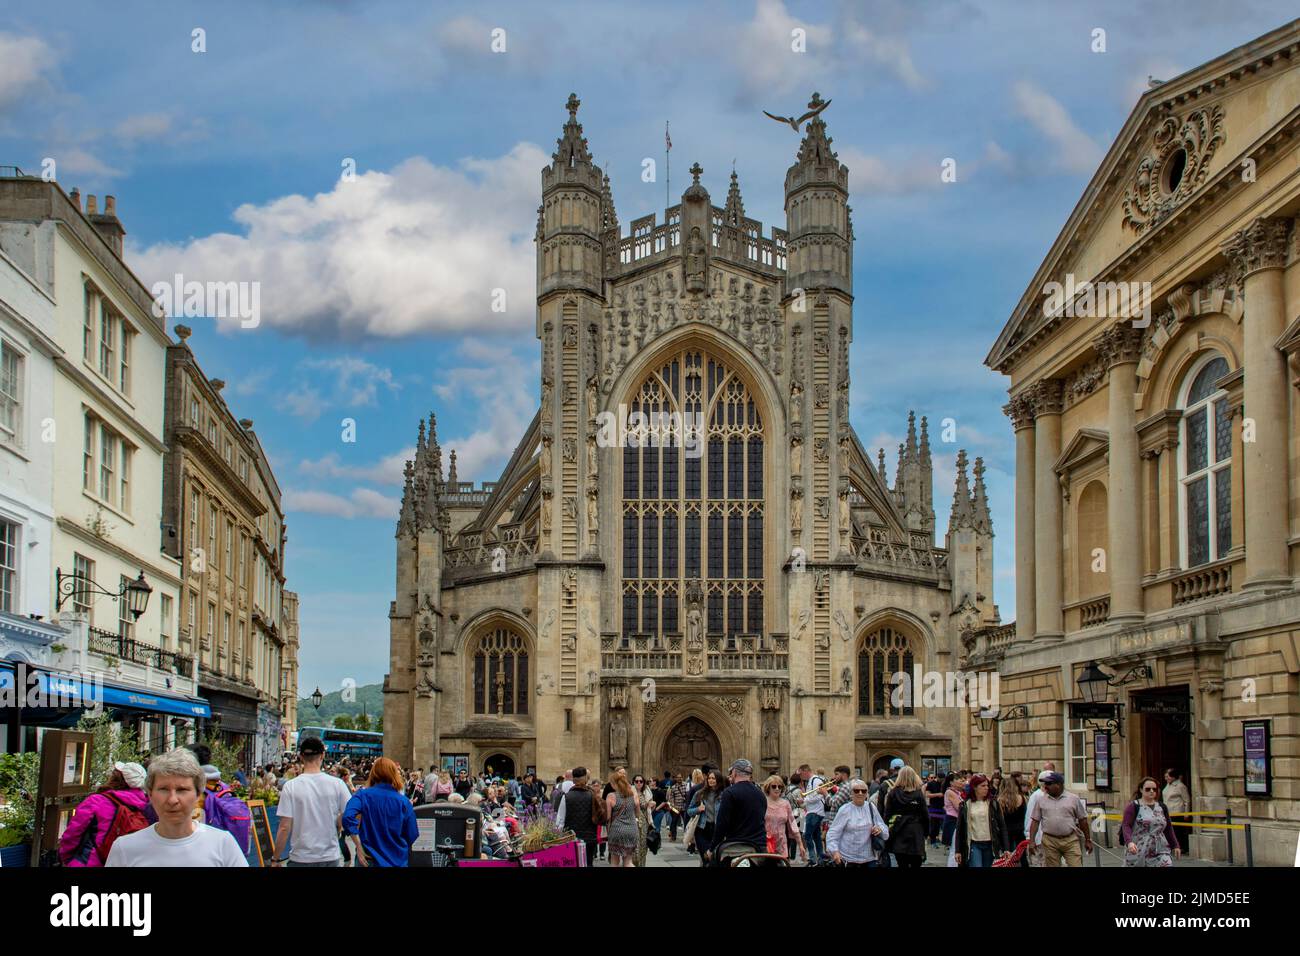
[49,737,1193,868]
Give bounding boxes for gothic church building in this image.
[384,95,1001,781]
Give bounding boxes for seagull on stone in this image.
[763,93,832,132]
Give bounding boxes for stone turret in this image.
[946,449,997,627]
[537,93,605,298]
[783,92,851,297]
[893,410,935,537]
[724,169,746,226]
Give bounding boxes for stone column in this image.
[1095,323,1144,623]
[1031,380,1064,640]
[1005,395,1036,642]
[1222,217,1293,590]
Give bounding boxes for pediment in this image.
[987,20,1300,374]
[1054,427,1108,477]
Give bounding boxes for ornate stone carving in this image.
[562,437,577,462]
[1122,106,1225,234]
[1027,379,1063,418]
[794,609,811,641]
[1003,394,1035,431]
[814,383,829,408]
[833,609,852,642]
[1093,322,1143,368]
[760,680,783,710]
[761,711,779,761]
[790,481,803,537]
[1063,358,1106,408]
[608,679,630,709]
[1222,216,1292,283]
[712,695,745,726]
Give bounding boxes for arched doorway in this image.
[483,753,515,779]
[873,752,904,777]
[661,717,721,779]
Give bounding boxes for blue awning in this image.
[0,661,210,719]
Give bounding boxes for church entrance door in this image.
[483,753,515,779]
[661,717,721,780]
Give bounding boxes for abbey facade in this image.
[383,95,1000,783]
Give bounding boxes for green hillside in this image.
[298,682,384,728]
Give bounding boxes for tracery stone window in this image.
[471,628,529,716]
[857,626,914,717]
[1179,354,1231,567]
[622,349,764,638]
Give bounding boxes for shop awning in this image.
[0,661,211,719]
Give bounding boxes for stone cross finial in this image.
[808,91,824,111]
[690,162,703,184]
[566,93,580,119]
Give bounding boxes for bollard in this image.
[1245,824,1252,868]
[1226,808,1233,866]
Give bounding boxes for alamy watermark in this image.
[1042,274,1152,328]
[151,273,261,328]
[0,662,103,715]
[594,404,706,459]
[890,667,1000,710]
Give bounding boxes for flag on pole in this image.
[665,122,672,151]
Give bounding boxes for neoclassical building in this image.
[979,21,1300,864]
[384,95,1000,782]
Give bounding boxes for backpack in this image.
[204,786,252,853]
[99,792,149,863]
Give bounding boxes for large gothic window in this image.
[1179,354,1231,568]
[471,628,529,716]
[621,349,764,638]
[857,627,914,717]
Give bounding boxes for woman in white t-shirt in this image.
[105,749,248,867]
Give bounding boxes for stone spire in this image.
[948,449,974,534]
[919,415,931,461]
[407,412,446,532]
[724,169,745,226]
[877,447,887,483]
[793,92,839,168]
[784,92,850,296]
[552,92,592,169]
[396,460,416,538]
[600,170,617,231]
[905,410,918,461]
[972,456,993,535]
[447,449,458,489]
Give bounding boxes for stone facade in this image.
[385,95,1000,784]
[983,21,1300,864]
[163,328,288,766]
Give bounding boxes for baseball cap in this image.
[298,736,325,756]
[889,758,905,770]
[1041,772,1064,785]
[729,758,754,775]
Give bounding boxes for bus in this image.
[296,725,384,758]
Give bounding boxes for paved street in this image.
[618,831,1237,868]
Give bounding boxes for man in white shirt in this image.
[272,736,353,866]
[798,763,828,866]
[105,749,248,867]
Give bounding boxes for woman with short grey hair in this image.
[825,778,889,867]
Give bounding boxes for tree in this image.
[333,714,355,730]
[353,712,372,732]
[375,715,383,733]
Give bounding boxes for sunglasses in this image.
[1142,786,1158,792]
[852,789,869,794]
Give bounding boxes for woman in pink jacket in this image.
[58,761,149,867]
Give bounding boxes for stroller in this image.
[712,840,790,868]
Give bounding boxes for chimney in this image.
[86,193,126,257]
[69,187,81,211]
[85,194,97,215]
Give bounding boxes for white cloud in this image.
[837,146,942,195]
[283,487,399,520]
[0,33,55,111]
[438,16,495,57]
[128,145,545,341]
[277,356,399,422]
[299,448,412,486]
[113,112,208,145]
[1012,80,1102,176]
[839,16,927,92]
[733,0,835,99]
[51,145,120,180]
[433,340,538,483]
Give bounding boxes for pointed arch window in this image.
[858,626,915,717]
[1178,354,1231,568]
[471,628,529,716]
[621,349,764,638]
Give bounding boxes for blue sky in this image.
[1,0,1290,695]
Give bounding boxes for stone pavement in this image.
[612,830,1237,868]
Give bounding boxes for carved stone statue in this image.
[586,488,599,538]
[587,433,599,479]
[610,711,628,760]
[686,227,707,293]
[789,380,804,430]
[686,607,703,648]
[790,435,802,478]
[762,712,779,761]
[790,483,803,535]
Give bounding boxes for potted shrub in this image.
[0,752,39,867]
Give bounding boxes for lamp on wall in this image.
[56,568,153,619]
[975,704,1029,733]
[311,686,323,711]
[1077,660,1152,703]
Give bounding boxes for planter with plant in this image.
[0,752,39,866]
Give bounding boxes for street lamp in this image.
[56,567,153,619]
[1077,660,1152,703]
[975,704,1029,733]
[311,686,323,711]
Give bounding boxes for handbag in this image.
[684,812,700,849]
[646,824,661,854]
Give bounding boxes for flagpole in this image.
[665,121,670,210]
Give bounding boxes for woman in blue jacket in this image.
[342,757,419,867]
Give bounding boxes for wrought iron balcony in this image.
[87,626,195,677]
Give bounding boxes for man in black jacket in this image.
[707,758,767,865]
[556,767,602,866]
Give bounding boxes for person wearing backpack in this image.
[58,761,150,867]
[199,763,253,854]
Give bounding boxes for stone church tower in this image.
[384,94,1000,781]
